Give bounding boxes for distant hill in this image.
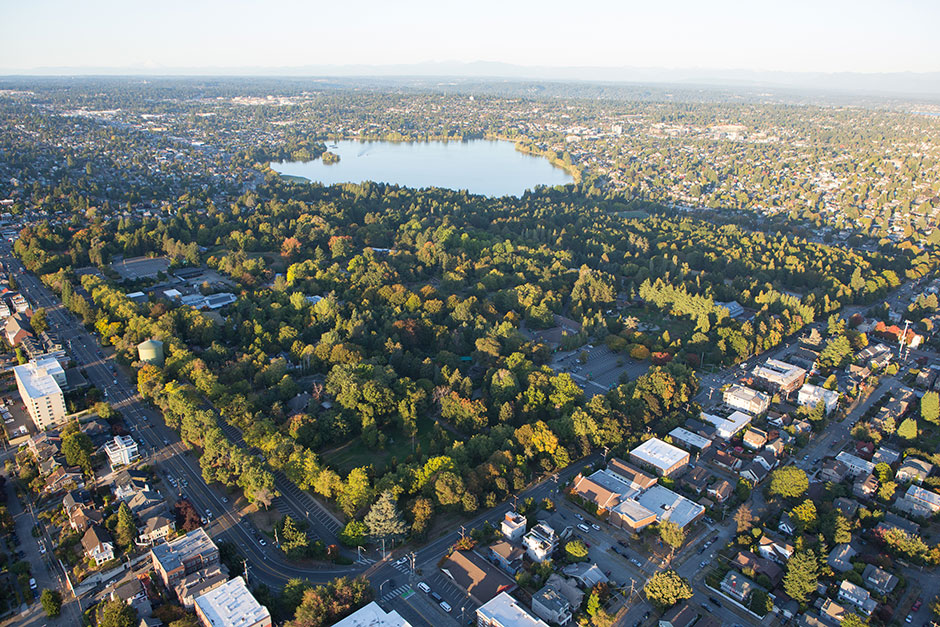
[5,61,940,98]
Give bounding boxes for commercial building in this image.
[635,485,705,529]
[606,458,657,491]
[332,602,412,627]
[752,359,806,396]
[152,528,220,589]
[723,385,770,415]
[193,577,271,627]
[629,438,689,477]
[610,499,657,533]
[14,360,67,430]
[104,435,140,468]
[797,384,839,414]
[477,592,549,627]
[569,469,634,512]
[667,428,711,452]
[701,410,752,439]
[440,550,517,605]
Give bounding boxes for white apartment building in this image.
[104,435,140,468]
[14,361,67,430]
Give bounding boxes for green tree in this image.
[97,598,138,627]
[897,417,918,440]
[338,521,368,547]
[840,613,869,627]
[783,550,818,603]
[768,466,809,500]
[278,516,311,559]
[62,430,95,475]
[115,502,137,549]
[643,570,693,611]
[363,491,408,542]
[564,540,589,563]
[658,521,686,561]
[791,500,818,532]
[31,308,49,334]
[922,391,940,425]
[40,589,61,617]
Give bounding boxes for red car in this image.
[912,599,923,612]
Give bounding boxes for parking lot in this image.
[109,256,170,281]
[551,345,649,396]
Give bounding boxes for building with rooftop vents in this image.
[14,360,66,429]
[193,576,271,627]
[629,438,689,477]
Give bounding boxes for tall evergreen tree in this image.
[364,491,408,542]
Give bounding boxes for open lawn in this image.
[321,416,438,475]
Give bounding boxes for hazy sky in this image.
[1,0,937,74]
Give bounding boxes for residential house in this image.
[837,580,878,616]
[720,571,758,603]
[113,469,151,501]
[778,513,796,537]
[139,515,175,546]
[835,452,875,477]
[765,439,785,458]
[4,312,32,346]
[833,498,860,519]
[69,506,104,533]
[742,428,768,450]
[111,576,152,617]
[872,446,901,466]
[523,523,560,563]
[44,466,84,494]
[489,541,524,575]
[713,450,742,472]
[757,535,794,564]
[679,467,710,496]
[701,410,752,439]
[821,599,848,626]
[501,512,526,542]
[707,480,733,504]
[853,474,879,500]
[128,490,167,520]
[531,584,572,626]
[819,459,848,483]
[658,602,702,627]
[896,458,933,484]
[83,525,115,566]
[740,460,769,485]
[561,563,608,589]
[896,485,940,517]
[755,451,778,473]
[861,564,898,596]
[731,551,783,586]
[827,544,857,573]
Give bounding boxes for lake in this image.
[270,139,575,197]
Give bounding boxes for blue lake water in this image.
[270,139,575,197]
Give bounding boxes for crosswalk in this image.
[380,585,412,603]
[392,560,411,574]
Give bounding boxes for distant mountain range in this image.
[5,61,940,97]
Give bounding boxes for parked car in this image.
[430,591,443,603]
[577,523,590,533]
[417,582,431,594]
[440,601,452,613]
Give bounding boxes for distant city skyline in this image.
[0,0,936,75]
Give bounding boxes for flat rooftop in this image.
[477,592,548,627]
[636,484,705,529]
[331,602,411,627]
[13,362,62,399]
[194,576,269,627]
[630,438,689,470]
[668,427,711,450]
[152,527,216,573]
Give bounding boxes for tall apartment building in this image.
[14,360,67,430]
[151,528,220,589]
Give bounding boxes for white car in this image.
[591,523,601,531]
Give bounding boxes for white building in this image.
[701,410,752,439]
[14,361,67,430]
[752,359,807,395]
[723,385,770,415]
[797,383,839,414]
[628,438,689,477]
[104,436,140,468]
[523,522,559,563]
[501,512,527,542]
[477,592,549,627]
[193,576,271,627]
[667,427,711,452]
[332,602,411,627]
[635,484,705,529]
[835,452,876,477]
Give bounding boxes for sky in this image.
[1,0,937,74]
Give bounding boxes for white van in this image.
[577,523,590,533]
[417,582,431,594]
[440,601,452,613]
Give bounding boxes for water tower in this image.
[137,339,165,366]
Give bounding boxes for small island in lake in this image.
[321,151,340,165]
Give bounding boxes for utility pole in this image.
[459,525,466,540]
[381,537,386,560]
[243,559,249,585]
[899,319,911,359]
[511,495,519,512]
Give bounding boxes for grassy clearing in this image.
[322,416,437,475]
